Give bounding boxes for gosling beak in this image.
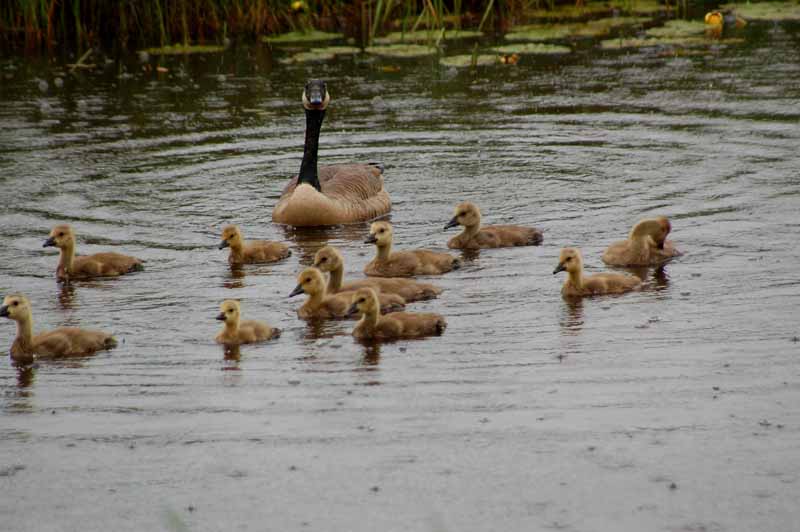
[444,217,459,231]
[0,305,9,318]
[656,240,665,250]
[288,284,304,298]
[43,237,56,248]
[347,303,359,316]
[364,234,378,244]
[553,264,566,275]
[216,313,226,321]
[218,239,229,250]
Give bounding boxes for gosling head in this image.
[219,225,243,250]
[0,294,31,322]
[444,201,481,231]
[347,287,379,317]
[43,224,75,249]
[216,300,241,323]
[313,245,343,273]
[365,221,393,247]
[704,11,723,25]
[303,79,330,111]
[653,216,672,250]
[289,267,326,298]
[553,248,583,275]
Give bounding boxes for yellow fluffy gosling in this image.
[554,248,642,297]
[1,293,116,363]
[364,222,460,277]
[349,288,446,341]
[43,224,143,282]
[215,300,280,345]
[219,225,291,265]
[602,217,681,266]
[444,201,543,249]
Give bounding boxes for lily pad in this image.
[439,54,499,68]
[281,46,362,64]
[610,0,668,15]
[364,44,438,58]
[263,30,343,44]
[645,20,707,38]
[374,29,482,45]
[507,16,651,42]
[142,44,226,55]
[571,16,652,37]
[526,0,666,20]
[721,2,800,20]
[600,35,744,49]
[493,43,572,54]
[505,24,575,41]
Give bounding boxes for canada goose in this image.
[219,225,291,265]
[364,222,460,277]
[349,288,447,341]
[444,201,543,249]
[1,293,116,363]
[553,248,642,297]
[602,217,681,266]
[289,267,405,319]
[272,79,391,226]
[313,245,442,302]
[43,224,143,282]
[215,300,280,345]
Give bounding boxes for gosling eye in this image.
[12,301,19,306]
[565,257,572,262]
[58,232,64,237]
[320,257,327,262]
[358,298,365,303]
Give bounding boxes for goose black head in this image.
[303,80,330,111]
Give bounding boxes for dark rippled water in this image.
[1,21,800,531]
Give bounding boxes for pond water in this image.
[1,20,799,532]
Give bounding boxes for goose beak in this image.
[364,234,378,244]
[216,313,226,321]
[218,240,229,250]
[444,217,459,231]
[553,264,566,275]
[0,305,8,318]
[288,284,304,298]
[43,237,56,248]
[656,240,665,250]
[347,303,359,316]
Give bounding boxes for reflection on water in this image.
[15,365,36,389]
[359,342,382,368]
[223,266,246,289]
[56,283,76,310]
[278,222,376,265]
[559,297,585,336]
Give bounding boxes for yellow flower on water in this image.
[291,1,306,12]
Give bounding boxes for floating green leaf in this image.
[645,20,706,38]
[493,43,572,54]
[263,30,343,44]
[721,2,800,20]
[374,29,482,45]
[505,24,575,42]
[142,44,226,55]
[600,36,745,49]
[439,54,499,68]
[281,46,362,64]
[364,44,438,58]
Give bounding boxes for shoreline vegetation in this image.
[1,0,674,52]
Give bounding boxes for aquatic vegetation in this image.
[365,44,438,58]
[721,2,800,20]
[600,35,745,49]
[645,20,706,38]
[571,16,651,37]
[505,24,575,42]
[281,46,361,64]
[142,44,226,55]
[492,43,572,54]
[506,16,651,42]
[524,0,665,21]
[263,30,343,44]
[439,54,498,68]
[373,29,482,45]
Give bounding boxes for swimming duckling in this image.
[602,216,681,266]
[215,300,280,345]
[553,248,642,297]
[444,201,543,249]
[43,224,143,282]
[705,10,747,38]
[0,293,116,364]
[272,79,391,226]
[364,222,460,277]
[289,267,405,319]
[313,245,442,302]
[349,288,447,341]
[219,225,291,265]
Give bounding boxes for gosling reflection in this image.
[57,283,77,310]
[277,220,378,265]
[459,248,481,264]
[618,265,670,292]
[16,364,36,388]
[223,265,246,289]
[221,343,241,362]
[559,297,585,335]
[360,341,381,367]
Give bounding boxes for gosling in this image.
[289,267,405,319]
[313,245,442,302]
[602,216,681,266]
[349,288,446,341]
[364,221,460,277]
[444,201,543,249]
[215,300,280,345]
[44,224,143,282]
[1,293,116,364]
[219,225,291,265]
[553,248,642,297]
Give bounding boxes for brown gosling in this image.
[313,245,442,302]
[444,201,543,249]
[1,293,116,364]
[553,248,642,297]
[364,222,460,278]
[349,288,447,341]
[219,225,291,265]
[43,224,143,282]
[289,267,405,320]
[215,300,280,345]
[602,216,681,266]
